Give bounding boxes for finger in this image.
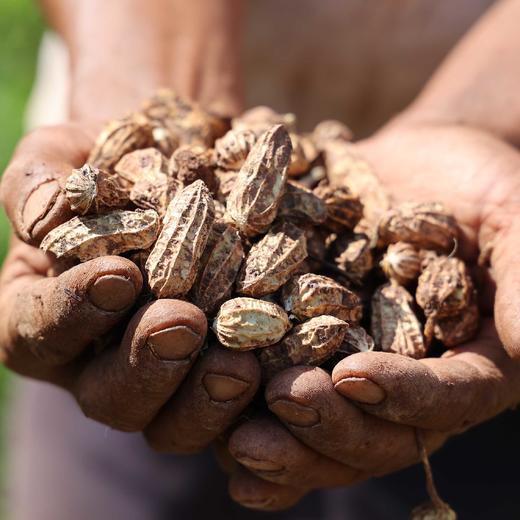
[74,299,206,432]
[266,366,445,473]
[1,255,142,367]
[492,219,520,360]
[228,416,363,488]
[1,124,93,244]
[228,466,306,511]
[144,343,260,453]
[333,319,520,431]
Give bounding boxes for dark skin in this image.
[3,0,520,511]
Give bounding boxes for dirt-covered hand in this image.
[225,121,520,510]
[0,125,260,451]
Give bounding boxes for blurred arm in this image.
[38,0,243,121]
[399,0,520,145]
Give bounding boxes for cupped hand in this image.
[0,125,260,452]
[225,121,520,510]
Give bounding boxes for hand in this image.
[224,121,520,510]
[0,124,260,452]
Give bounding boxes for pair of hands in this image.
[1,118,520,510]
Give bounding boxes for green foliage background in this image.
[0,0,43,498]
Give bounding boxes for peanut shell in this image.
[227,124,292,237]
[41,209,159,262]
[213,297,291,350]
[236,221,307,297]
[145,180,215,298]
[258,315,348,379]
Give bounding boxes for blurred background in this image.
[0,0,43,506]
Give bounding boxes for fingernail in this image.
[334,377,386,404]
[203,373,250,402]
[147,326,202,361]
[22,181,60,236]
[234,456,284,473]
[88,275,136,312]
[268,399,320,427]
[239,497,275,510]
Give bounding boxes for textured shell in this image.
[226,124,292,237]
[330,233,374,284]
[215,169,239,203]
[140,88,223,147]
[312,120,353,148]
[433,302,479,347]
[258,315,348,380]
[281,273,362,323]
[416,256,473,318]
[129,173,180,216]
[145,180,215,298]
[410,502,457,520]
[277,181,327,225]
[313,180,363,231]
[114,147,169,186]
[65,164,129,215]
[380,242,421,285]
[41,209,160,262]
[378,202,458,252]
[190,223,244,315]
[321,141,390,224]
[231,106,296,136]
[215,129,258,170]
[371,283,426,359]
[236,221,307,297]
[288,134,315,177]
[338,325,375,356]
[87,114,153,171]
[213,297,291,350]
[65,164,99,214]
[168,145,218,192]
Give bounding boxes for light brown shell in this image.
[140,88,224,148]
[380,242,421,285]
[312,120,353,148]
[416,256,473,318]
[433,302,479,347]
[288,134,316,177]
[214,169,239,203]
[321,141,391,225]
[258,315,348,379]
[214,129,258,170]
[236,221,307,297]
[338,325,375,356]
[330,233,374,284]
[313,180,363,232]
[213,297,291,350]
[281,273,362,323]
[231,106,296,136]
[40,209,160,262]
[226,124,292,237]
[190,223,245,315]
[129,174,180,216]
[371,283,426,359]
[410,502,457,520]
[114,148,169,186]
[168,145,218,193]
[87,113,153,171]
[65,164,129,215]
[145,180,215,298]
[277,181,327,225]
[378,202,458,253]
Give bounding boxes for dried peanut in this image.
[213,297,291,350]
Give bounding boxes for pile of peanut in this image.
[40,90,478,380]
